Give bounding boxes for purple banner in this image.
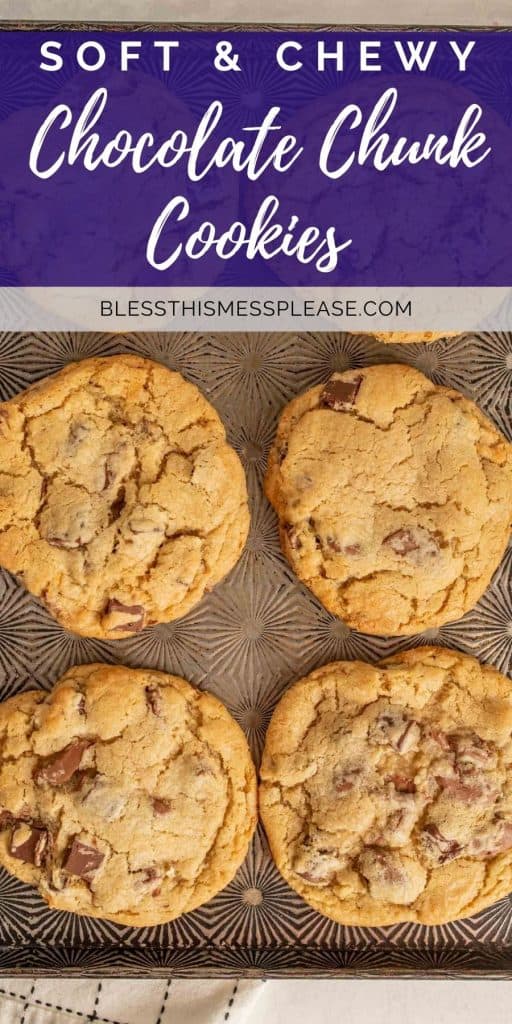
[0,30,511,286]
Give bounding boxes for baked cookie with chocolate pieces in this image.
[372,332,457,344]
[265,363,512,635]
[0,355,249,638]
[260,647,512,926]
[0,664,257,925]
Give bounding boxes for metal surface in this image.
[0,329,510,977]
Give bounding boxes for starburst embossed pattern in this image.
[0,329,512,976]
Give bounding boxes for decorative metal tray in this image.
[0,328,510,977]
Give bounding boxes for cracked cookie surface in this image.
[265,363,512,635]
[0,355,249,638]
[259,647,512,926]
[0,664,257,925]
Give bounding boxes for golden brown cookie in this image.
[0,664,257,925]
[265,364,512,635]
[259,647,512,926]
[372,332,458,344]
[0,355,249,638]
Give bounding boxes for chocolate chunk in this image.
[449,732,497,770]
[128,518,162,535]
[295,868,325,884]
[359,848,403,886]
[321,376,362,411]
[47,534,83,550]
[383,529,419,555]
[372,709,420,754]
[139,418,165,443]
[293,840,343,885]
[40,588,62,620]
[435,773,495,804]
[10,824,49,867]
[0,810,14,830]
[383,527,439,558]
[388,774,417,794]
[469,820,512,858]
[334,766,361,794]
[294,852,338,885]
[37,739,92,786]
[135,865,162,896]
[73,769,94,791]
[326,536,341,553]
[422,824,462,864]
[105,598,145,633]
[395,719,421,754]
[103,462,115,490]
[145,685,163,717]
[358,848,426,905]
[63,838,104,879]
[278,443,288,464]
[141,866,160,882]
[294,860,336,885]
[429,727,451,752]
[152,797,172,815]
[343,542,361,555]
[284,524,301,550]
[108,485,126,524]
[68,421,89,445]
[334,778,354,795]
[325,536,361,556]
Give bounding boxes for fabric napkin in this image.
[0,977,263,1024]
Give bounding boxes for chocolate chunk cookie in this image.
[0,356,249,638]
[0,665,257,925]
[265,364,512,635]
[372,332,457,344]
[260,647,512,926]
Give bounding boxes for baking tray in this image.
[0,328,510,978]
[1,18,512,979]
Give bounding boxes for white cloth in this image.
[3,978,512,1023]
[0,978,263,1024]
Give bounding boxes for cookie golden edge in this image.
[0,354,250,639]
[0,664,258,926]
[371,331,459,344]
[264,363,512,636]
[259,647,512,927]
